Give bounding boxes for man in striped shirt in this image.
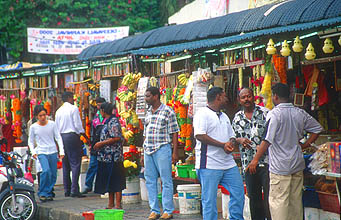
[143,87,179,220]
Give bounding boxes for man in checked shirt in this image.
[143,87,179,220]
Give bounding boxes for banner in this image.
[27,27,129,55]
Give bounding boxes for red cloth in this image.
[317,74,329,106]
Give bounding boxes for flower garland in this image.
[272,54,287,84]
[11,97,22,143]
[171,86,192,151]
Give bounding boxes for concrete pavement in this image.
[35,185,205,220]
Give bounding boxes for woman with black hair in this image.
[28,105,64,202]
[93,102,126,209]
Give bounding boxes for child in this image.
[28,105,64,202]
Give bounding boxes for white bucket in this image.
[140,178,148,201]
[222,193,230,219]
[217,188,222,213]
[122,177,141,204]
[177,184,201,214]
[222,194,251,220]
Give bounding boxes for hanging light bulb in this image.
[266,39,276,55]
[338,36,341,46]
[280,40,291,57]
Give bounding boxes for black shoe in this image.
[50,191,55,198]
[71,193,86,198]
[39,196,47,202]
[65,192,70,197]
[81,188,92,194]
[46,196,53,201]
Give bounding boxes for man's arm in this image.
[195,134,225,148]
[172,132,178,164]
[246,140,271,174]
[301,133,319,150]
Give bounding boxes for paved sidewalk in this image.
[35,185,206,220]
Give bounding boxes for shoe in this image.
[148,212,160,220]
[46,196,53,201]
[65,192,70,197]
[160,213,173,220]
[50,191,55,198]
[39,196,47,202]
[81,188,92,194]
[71,193,86,198]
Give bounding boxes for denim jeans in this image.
[197,166,244,220]
[85,154,98,190]
[244,165,271,220]
[144,144,174,215]
[37,153,58,197]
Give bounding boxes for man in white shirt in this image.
[194,87,245,220]
[55,91,88,198]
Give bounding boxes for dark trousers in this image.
[61,133,82,194]
[245,164,271,220]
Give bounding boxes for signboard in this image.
[27,27,129,55]
[100,80,111,102]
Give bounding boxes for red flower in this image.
[66,17,70,21]
[57,21,62,26]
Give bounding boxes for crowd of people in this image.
[27,82,323,220]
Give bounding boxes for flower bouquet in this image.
[123,147,141,181]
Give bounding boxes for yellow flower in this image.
[124,160,137,169]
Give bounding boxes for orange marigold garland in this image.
[273,54,287,84]
[11,98,22,143]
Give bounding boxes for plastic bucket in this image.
[177,184,201,214]
[122,177,140,204]
[94,209,124,220]
[82,211,94,220]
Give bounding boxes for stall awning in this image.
[78,0,341,60]
[0,62,47,72]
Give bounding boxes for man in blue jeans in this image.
[81,97,106,194]
[193,87,245,220]
[143,87,179,220]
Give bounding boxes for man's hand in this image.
[32,154,37,159]
[245,159,258,174]
[59,155,64,160]
[172,152,179,164]
[238,138,252,149]
[224,142,234,154]
[93,142,103,150]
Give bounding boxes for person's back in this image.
[266,103,320,175]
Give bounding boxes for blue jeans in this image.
[197,166,245,220]
[37,153,58,197]
[144,144,174,215]
[85,154,98,190]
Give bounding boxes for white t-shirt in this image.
[28,120,64,156]
[55,102,85,134]
[193,107,236,170]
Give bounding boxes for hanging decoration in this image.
[322,38,334,54]
[11,98,22,143]
[305,43,316,60]
[273,54,287,84]
[338,36,341,46]
[260,57,273,109]
[117,72,142,147]
[292,36,303,53]
[280,40,291,57]
[238,67,243,90]
[266,39,276,55]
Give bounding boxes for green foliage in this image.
[0,0,164,60]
